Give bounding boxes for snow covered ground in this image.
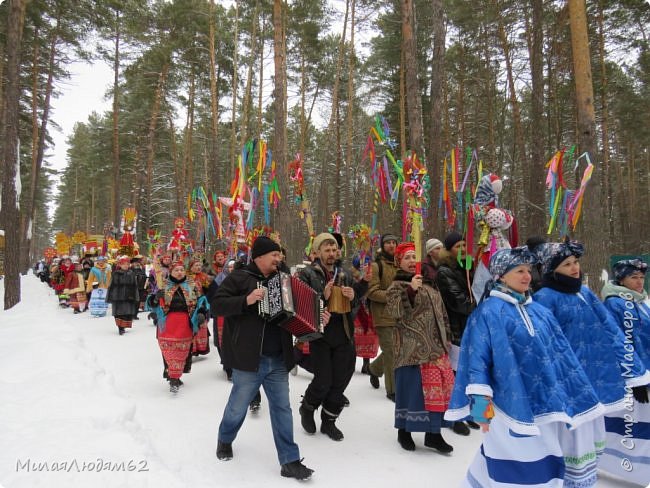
[0,275,643,488]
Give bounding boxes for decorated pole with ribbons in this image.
[362,115,404,226]
[401,150,429,274]
[182,139,282,258]
[544,145,592,237]
[288,152,315,254]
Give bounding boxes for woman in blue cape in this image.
[445,248,603,488]
[534,241,650,487]
[599,258,650,485]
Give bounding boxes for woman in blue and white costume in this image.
[533,240,650,487]
[599,258,650,486]
[446,247,604,488]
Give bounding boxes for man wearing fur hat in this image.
[214,236,314,480]
[298,232,368,441]
[366,233,399,401]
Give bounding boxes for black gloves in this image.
[196,313,206,324]
[155,290,165,301]
[632,386,649,404]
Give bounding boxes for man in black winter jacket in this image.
[298,232,368,442]
[435,231,479,436]
[214,236,314,480]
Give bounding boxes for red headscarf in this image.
[394,242,416,263]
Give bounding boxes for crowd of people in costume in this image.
[33,218,650,486]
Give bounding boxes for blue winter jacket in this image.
[445,290,603,435]
[534,285,650,412]
[601,282,650,372]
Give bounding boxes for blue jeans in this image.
[218,355,300,465]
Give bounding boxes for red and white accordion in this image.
[258,272,324,342]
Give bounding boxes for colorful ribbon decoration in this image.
[401,151,430,270]
[348,223,378,268]
[289,152,315,254]
[362,114,403,210]
[545,145,591,235]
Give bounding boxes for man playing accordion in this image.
[213,236,315,480]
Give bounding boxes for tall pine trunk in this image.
[22,15,59,271]
[568,0,603,285]
[495,3,525,231]
[344,0,355,224]
[229,0,240,180]
[208,0,221,194]
[182,66,196,194]
[1,0,28,309]
[144,63,169,231]
[273,0,289,247]
[596,0,614,244]
[428,0,445,236]
[401,0,425,157]
[317,0,348,230]
[111,8,121,228]
[241,1,260,144]
[526,0,546,236]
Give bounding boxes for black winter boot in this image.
[280,459,314,480]
[299,400,317,434]
[216,441,233,461]
[397,429,415,451]
[320,410,344,441]
[424,432,453,453]
[452,421,470,436]
[169,378,181,393]
[361,358,370,375]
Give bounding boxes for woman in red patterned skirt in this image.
[151,261,205,393]
[386,242,455,453]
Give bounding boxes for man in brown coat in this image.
[366,233,399,401]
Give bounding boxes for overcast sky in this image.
[49,59,113,173]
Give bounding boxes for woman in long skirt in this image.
[599,258,650,485]
[446,248,605,487]
[386,242,455,453]
[106,256,140,335]
[188,258,211,356]
[149,260,205,393]
[533,240,650,487]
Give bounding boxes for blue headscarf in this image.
[534,238,584,277]
[483,247,537,302]
[612,258,647,283]
[489,247,537,279]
